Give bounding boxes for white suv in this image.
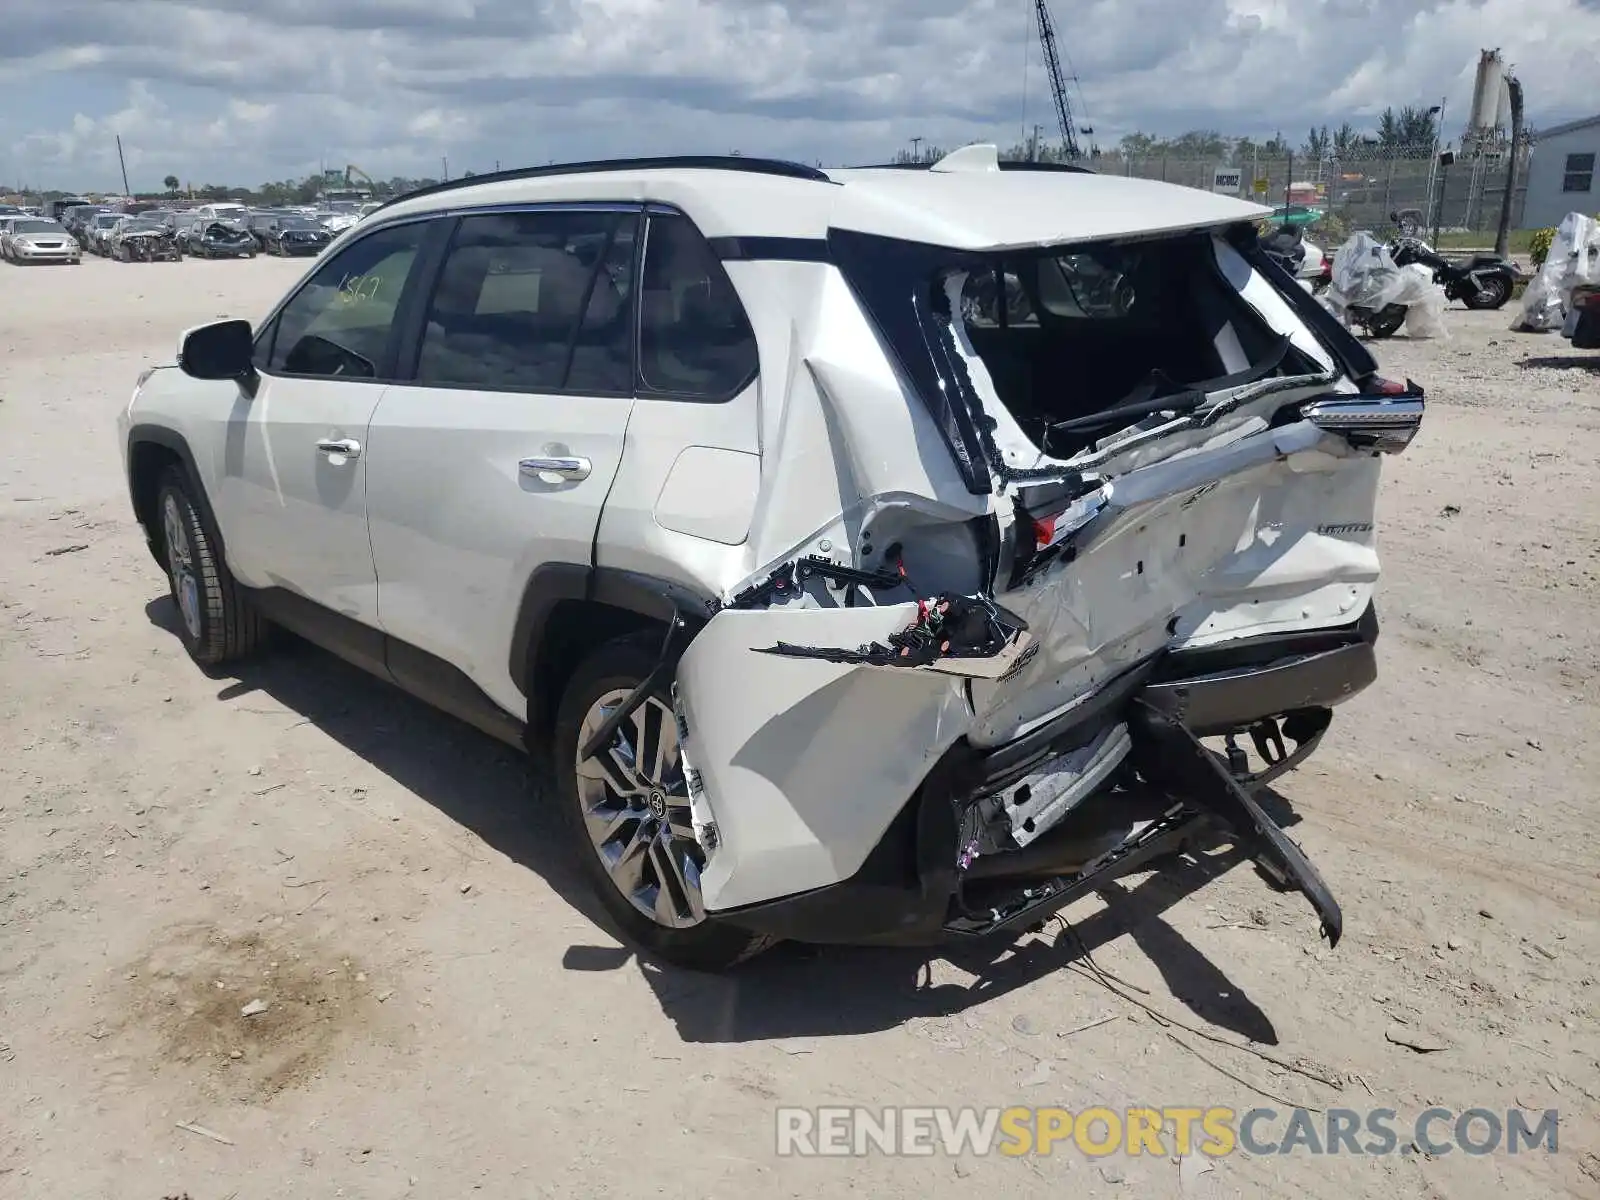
[120,147,1423,970]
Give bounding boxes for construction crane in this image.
[1034,0,1084,160]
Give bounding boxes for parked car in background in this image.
[181,215,257,259]
[191,202,250,224]
[46,196,93,222]
[120,149,1422,969]
[319,203,362,235]
[1,217,81,264]
[245,210,290,252]
[87,211,127,256]
[136,208,182,234]
[63,205,111,249]
[108,217,183,261]
[258,213,333,256]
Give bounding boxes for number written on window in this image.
[257,222,427,379]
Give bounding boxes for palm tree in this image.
[163,175,180,195]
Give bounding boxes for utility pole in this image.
[115,135,131,197]
[442,156,449,182]
[910,136,924,162]
[1494,75,1524,258]
[1424,98,1445,231]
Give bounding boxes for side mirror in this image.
[178,319,256,384]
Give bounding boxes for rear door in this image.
[364,205,641,717]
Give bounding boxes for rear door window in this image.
[414,209,638,394]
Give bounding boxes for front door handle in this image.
[317,438,362,460]
[519,455,592,481]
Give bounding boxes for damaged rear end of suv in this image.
[580,150,1422,969]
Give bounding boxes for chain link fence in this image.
[1088,142,1529,246]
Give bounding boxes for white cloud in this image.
[0,0,1595,189]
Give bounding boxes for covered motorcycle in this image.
[1323,232,1448,339]
[1513,211,1600,335]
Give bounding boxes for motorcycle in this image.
[1386,225,1515,310]
[1325,232,1448,340]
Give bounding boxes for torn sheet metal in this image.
[674,602,975,910]
[754,592,1036,680]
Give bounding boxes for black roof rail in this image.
[376,155,834,212]
[995,160,1098,175]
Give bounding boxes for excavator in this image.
[320,164,376,205]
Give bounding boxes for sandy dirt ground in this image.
[1,254,1598,1200]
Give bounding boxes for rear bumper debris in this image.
[713,606,1376,947]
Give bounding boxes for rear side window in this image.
[637,212,758,399]
[415,209,638,394]
[255,221,427,379]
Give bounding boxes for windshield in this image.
[279,217,320,230]
[123,220,163,233]
[14,220,63,235]
[94,213,122,227]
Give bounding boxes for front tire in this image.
[552,635,772,971]
[155,467,268,667]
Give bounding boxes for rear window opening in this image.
[948,232,1320,458]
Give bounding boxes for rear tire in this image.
[552,634,773,971]
[1463,275,1511,310]
[1365,308,1407,339]
[154,467,268,667]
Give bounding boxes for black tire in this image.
[1463,274,1511,310]
[154,467,268,667]
[552,634,773,971]
[1365,308,1407,339]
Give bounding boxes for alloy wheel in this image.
[161,493,202,640]
[573,689,707,929]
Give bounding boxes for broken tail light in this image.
[1301,389,1424,455]
[1032,488,1108,553]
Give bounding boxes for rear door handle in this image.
[519,455,592,481]
[317,438,362,459]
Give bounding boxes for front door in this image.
[215,219,433,624]
[365,206,642,715]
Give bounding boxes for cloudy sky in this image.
[2,0,1597,191]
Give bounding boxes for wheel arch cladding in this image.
[513,564,719,745]
[127,427,208,566]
